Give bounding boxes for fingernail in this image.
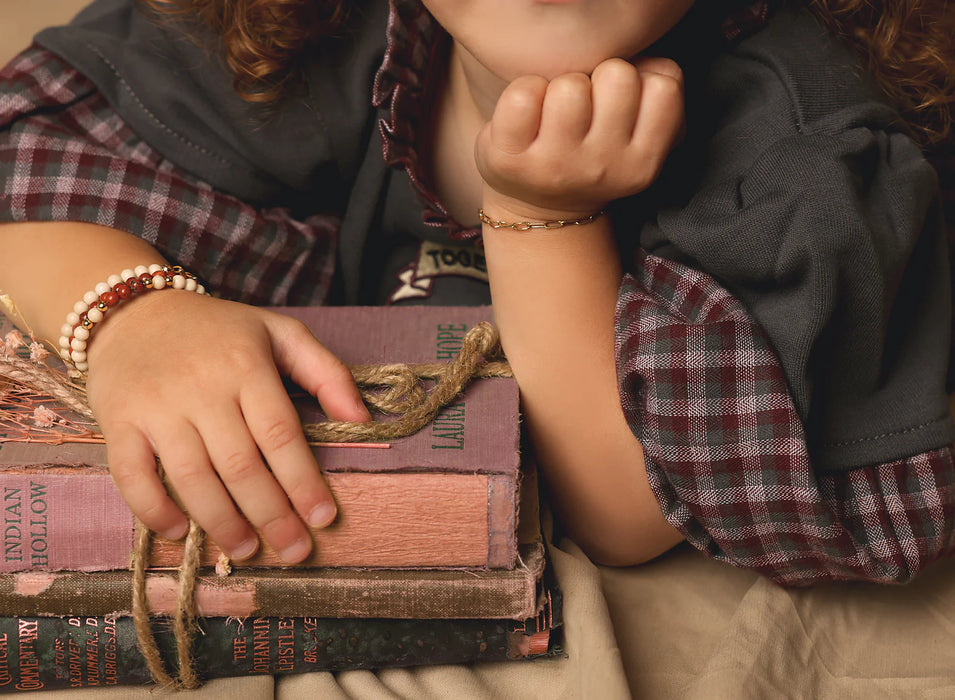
[307,502,337,528]
[355,399,372,421]
[231,537,259,561]
[161,521,189,541]
[279,537,312,564]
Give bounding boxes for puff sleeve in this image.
[0,47,339,306]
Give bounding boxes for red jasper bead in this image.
[139,272,153,284]
[128,277,145,293]
[113,283,132,299]
[100,291,120,307]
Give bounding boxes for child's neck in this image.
[427,43,505,228]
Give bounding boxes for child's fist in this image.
[475,57,684,221]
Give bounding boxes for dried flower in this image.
[4,330,24,350]
[28,342,49,364]
[31,405,58,428]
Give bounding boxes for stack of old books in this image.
[0,305,560,690]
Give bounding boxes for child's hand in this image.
[475,57,684,220]
[84,291,371,563]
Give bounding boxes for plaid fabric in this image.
[2,2,954,586]
[0,48,337,307]
[618,251,955,585]
[374,0,477,241]
[722,1,771,42]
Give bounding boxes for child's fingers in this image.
[630,56,685,84]
[106,424,189,540]
[630,57,684,145]
[153,421,260,561]
[627,58,685,187]
[268,315,370,423]
[589,59,642,143]
[197,404,317,563]
[540,72,593,144]
[239,374,340,530]
[489,75,548,154]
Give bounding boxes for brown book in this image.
[0,466,546,621]
[0,306,522,571]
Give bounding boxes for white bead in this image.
[173,274,186,289]
[121,269,135,282]
[87,307,104,323]
[70,338,87,351]
[74,327,90,341]
[185,278,197,292]
[197,285,206,295]
[107,274,122,287]
[152,274,166,290]
[58,336,71,349]
[60,323,73,338]
[74,362,89,372]
[66,312,80,326]
[148,264,163,274]
[71,350,87,362]
[94,282,110,295]
[59,349,71,361]
[83,290,99,306]
[134,265,149,276]
[73,300,89,315]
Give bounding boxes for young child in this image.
[0,0,952,585]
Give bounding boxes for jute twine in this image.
[2,321,509,686]
[120,321,510,687]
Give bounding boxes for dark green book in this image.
[0,587,561,692]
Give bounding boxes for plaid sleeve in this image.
[616,250,955,586]
[0,46,337,306]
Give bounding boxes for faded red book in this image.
[0,465,546,621]
[0,306,522,572]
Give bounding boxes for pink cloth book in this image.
[0,306,522,572]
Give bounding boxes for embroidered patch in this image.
[389,241,490,303]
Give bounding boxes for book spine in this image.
[0,472,511,572]
[0,542,545,619]
[0,614,553,692]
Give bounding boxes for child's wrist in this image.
[480,188,608,228]
[59,264,207,374]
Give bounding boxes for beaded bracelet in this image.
[57,264,207,373]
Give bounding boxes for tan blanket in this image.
[19,538,955,699]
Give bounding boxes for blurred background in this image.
[1,1,90,66]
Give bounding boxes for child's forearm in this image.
[0,221,167,342]
[0,221,364,563]
[482,208,682,565]
[473,57,687,565]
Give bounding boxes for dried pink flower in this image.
[31,405,58,428]
[28,342,49,364]
[3,330,24,350]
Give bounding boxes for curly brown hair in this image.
[141,0,955,148]
[808,0,955,149]
[140,0,348,103]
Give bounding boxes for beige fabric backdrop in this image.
[3,4,955,698]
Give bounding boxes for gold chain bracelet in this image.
[477,208,606,231]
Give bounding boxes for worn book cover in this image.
[0,306,522,571]
[0,585,562,692]
[0,465,546,621]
